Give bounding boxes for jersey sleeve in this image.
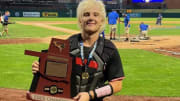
[104,48,125,82]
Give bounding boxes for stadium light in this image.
[132,0,164,3]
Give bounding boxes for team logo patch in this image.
[76,57,98,69]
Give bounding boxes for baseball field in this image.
[0,17,180,101]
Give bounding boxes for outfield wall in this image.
[1,9,180,18]
[0,9,77,17]
[141,13,180,18]
[128,13,180,18]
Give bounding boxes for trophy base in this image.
[27,92,74,101]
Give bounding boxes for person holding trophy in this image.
[32,0,125,101]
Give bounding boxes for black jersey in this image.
[68,34,124,100]
[31,34,125,101]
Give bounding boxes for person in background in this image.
[156,13,163,25]
[123,13,130,41]
[1,11,10,36]
[0,11,3,24]
[108,10,120,40]
[0,11,4,36]
[139,22,150,40]
[32,0,125,101]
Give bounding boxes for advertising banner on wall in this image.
[42,12,58,17]
[15,12,20,17]
[23,12,40,17]
[129,13,142,17]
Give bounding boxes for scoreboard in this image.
[132,0,164,3]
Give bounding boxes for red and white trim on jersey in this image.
[110,77,125,82]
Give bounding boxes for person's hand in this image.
[73,92,90,101]
[32,61,39,74]
[149,26,151,30]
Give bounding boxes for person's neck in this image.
[81,32,99,47]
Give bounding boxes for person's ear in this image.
[79,20,82,24]
[79,19,83,28]
[100,18,104,25]
[79,20,82,25]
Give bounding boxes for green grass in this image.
[10,17,180,21]
[149,28,180,36]
[53,23,180,36]
[53,24,80,31]
[131,23,180,36]
[0,44,180,97]
[118,49,180,97]
[10,17,77,21]
[0,24,68,38]
[0,17,180,97]
[3,17,180,38]
[0,44,49,90]
[127,18,180,21]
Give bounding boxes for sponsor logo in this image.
[42,12,58,17]
[23,12,40,17]
[15,12,20,17]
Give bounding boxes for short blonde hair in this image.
[5,11,10,14]
[77,0,106,33]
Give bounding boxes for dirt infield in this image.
[14,21,180,55]
[0,21,180,101]
[0,88,180,101]
[152,45,180,58]
[1,35,179,58]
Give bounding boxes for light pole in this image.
[118,0,123,41]
[119,0,123,9]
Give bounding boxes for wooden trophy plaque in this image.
[25,38,74,101]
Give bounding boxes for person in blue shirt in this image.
[139,22,149,39]
[108,10,120,40]
[1,11,10,36]
[123,13,130,41]
[156,13,162,25]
